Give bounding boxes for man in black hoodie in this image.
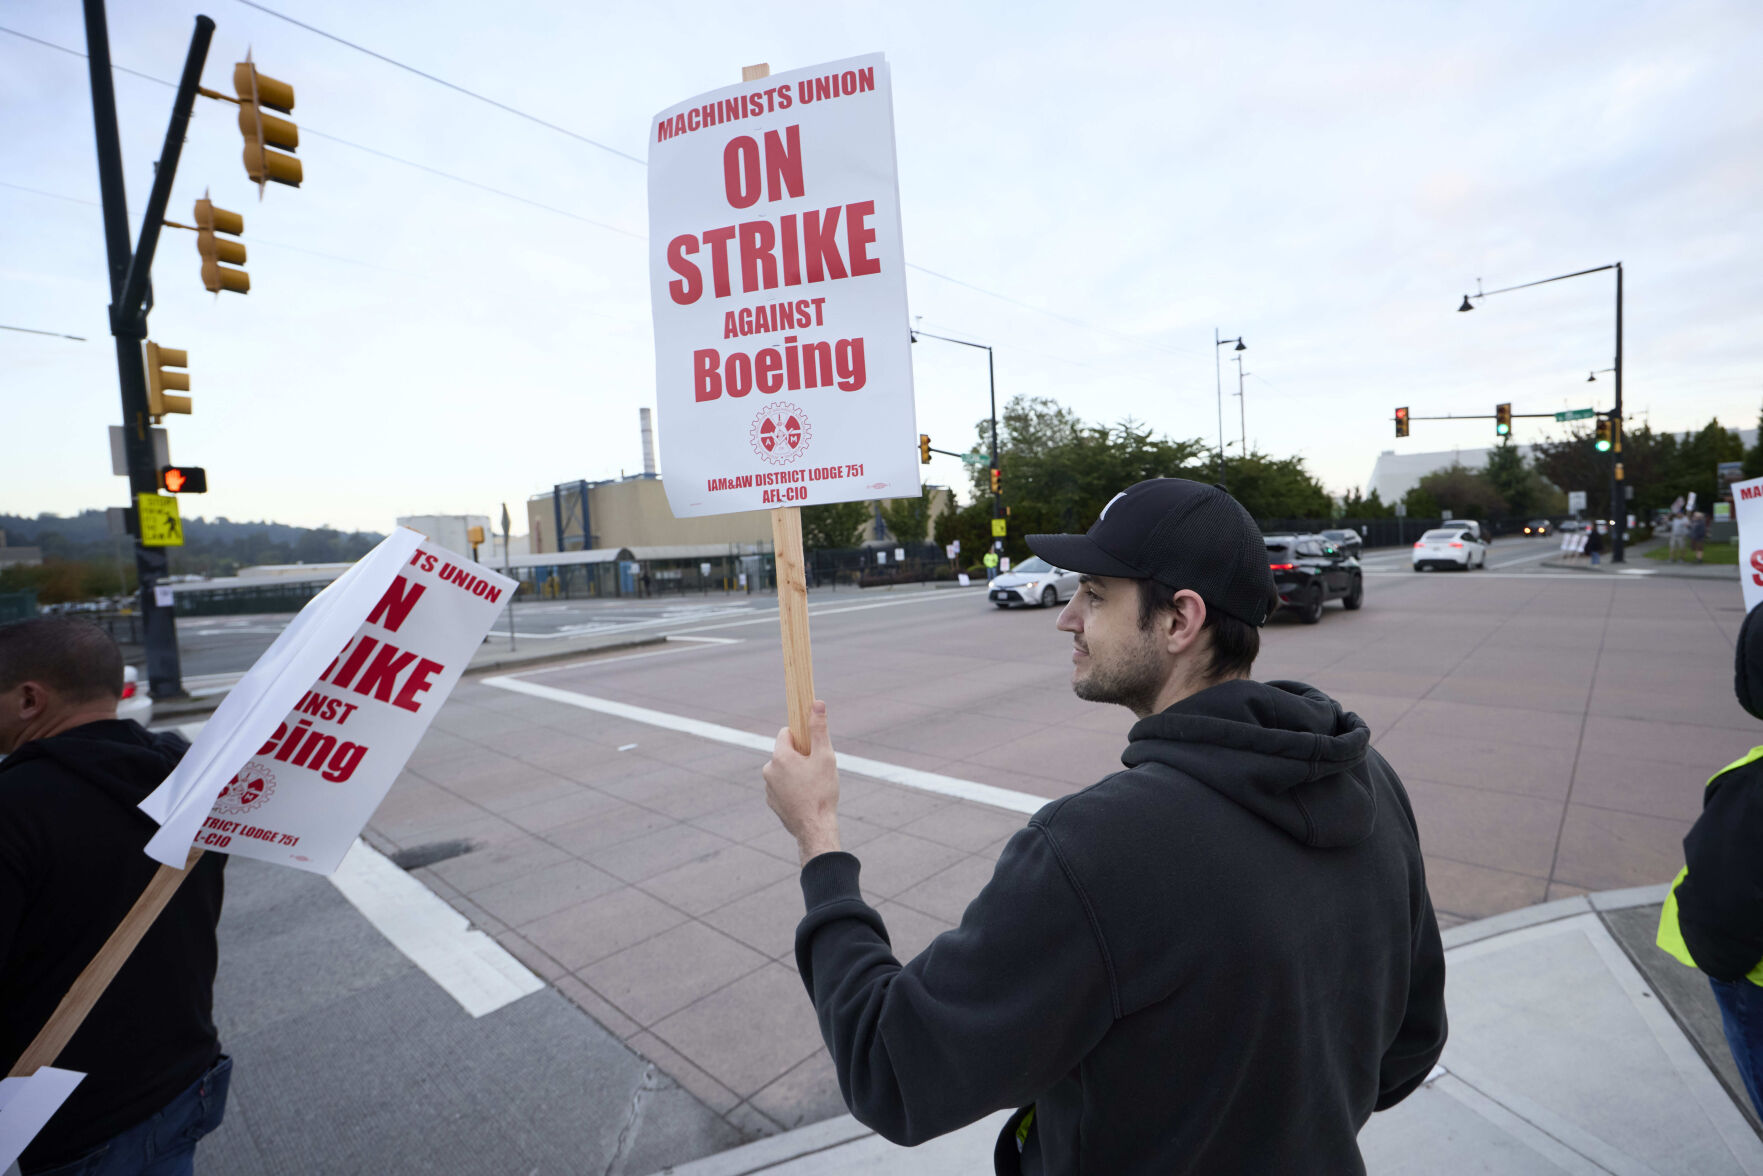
[0,617,229,1175]
[764,478,1447,1174]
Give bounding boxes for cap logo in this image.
[1097,491,1127,523]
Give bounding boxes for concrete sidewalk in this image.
[646,886,1763,1176]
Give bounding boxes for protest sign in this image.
[142,530,514,874]
[1733,476,1763,613]
[12,533,515,1083]
[647,53,916,519]
[0,1068,82,1169]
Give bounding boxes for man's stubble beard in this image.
[1072,632,1166,718]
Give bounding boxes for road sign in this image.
[990,518,1007,537]
[960,451,988,466]
[1568,491,1588,513]
[1394,502,1407,518]
[1555,408,1596,422]
[136,494,183,547]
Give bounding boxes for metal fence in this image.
[0,591,37,623]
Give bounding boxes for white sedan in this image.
[1412,527,1488,571]
[988,556,1081,608]
[117,664,154,725]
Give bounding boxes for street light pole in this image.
[1458,263,1625,561]
[910,327,1000,525]
[1232,353,1249,459]
[1214,329,1245,491]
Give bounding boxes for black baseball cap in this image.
[1026,478,1278,627]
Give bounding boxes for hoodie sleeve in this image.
[1676,764,1763,982]
[1375,888,1447,1109]
[794,826,1115,1147]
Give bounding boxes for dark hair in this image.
[1136,579,1259,682]
[0,616,124,702]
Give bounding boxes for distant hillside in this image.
[1,511,384,578]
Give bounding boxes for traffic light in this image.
[919,434,931,464]
[1495,403,1512,436]
[1594,417,1613,452]
[989,467,1001,494]
[235,55,302,193]
[1394,407,1410,438]
[160,465,208,493]
[194,196,249,294]
[144,342,191,420]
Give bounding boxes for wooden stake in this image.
[7,847,204,1077]
[772,504,816,754]
[738,60,815,756]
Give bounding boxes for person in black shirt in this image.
[763,478,1446,1174]
[0,617,230,1176]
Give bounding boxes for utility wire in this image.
[231,0,646,165]
[4,23,1196,363]
[1,324,87,341]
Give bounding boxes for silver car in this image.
[988,556,1080,608]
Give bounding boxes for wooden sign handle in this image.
[7,847,204,1077]
[772,505,816,754]
[737,61,815,756]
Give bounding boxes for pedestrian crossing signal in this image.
[160,466,208,494]
[1394,407,1410,438]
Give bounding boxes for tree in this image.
[1744,403,1763,480]
[1411,464,1506,520]
[801,500,869,551]
[1227,453,1334,520]
[878,485,934,545]
[1338,488,1394,519]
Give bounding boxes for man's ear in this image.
[1164,590,1209,656]
[15,681,50,721]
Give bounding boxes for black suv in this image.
[1265,533,1363,624]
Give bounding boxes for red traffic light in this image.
[1394,407,1410,438]
[160,465,208,493]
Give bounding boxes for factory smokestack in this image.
[640,407,657,477]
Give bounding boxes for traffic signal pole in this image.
[83,0,214,698]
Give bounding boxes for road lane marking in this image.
[480,675,1046,816]
[666,589,986,636]
[520,636,743,676]
[329,838,544,1018]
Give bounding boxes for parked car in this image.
[1265,534,1363,624]
[1557,519,1584,533]
[117,664,153,726]
[988,556,1080,609]
[1412,527,1488,571]
[1522,519,1552,536]
[1320,528,1364,558]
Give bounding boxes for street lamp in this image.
[1214,329,1246,489]
[910,325,1000,527]
[1457,263,1625,561]
[1231,352,1250,461]
[1586,367,1615,382]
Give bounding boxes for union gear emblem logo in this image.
[750,402,812,467]
[214,761,277,815]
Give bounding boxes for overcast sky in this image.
[4,0,1759,533]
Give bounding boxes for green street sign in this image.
[960,451,988,466]
[1555,408,1596,422]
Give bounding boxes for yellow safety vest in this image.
[1656,746,1763,986]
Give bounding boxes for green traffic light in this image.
[1496,424,1510,436]
[1594,439,1612,453]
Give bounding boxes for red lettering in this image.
[328,636,378,690]
[694,349,722,402]
[368,575,426,633]
[846,200,879,277]
[1751,549,1763,586]
[739,221,778,292]
[702,226,736,298]
[763,125,803,202]
[353,643,417,704]
[755,348,784,394]
[723,136,761,208]
[667,235,702,304]
[803,206,846,283]
[393,658,445,713]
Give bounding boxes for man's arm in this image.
[1375,877,1448,1111]
[1677,768,1763,982]
[794,826,1115,1146]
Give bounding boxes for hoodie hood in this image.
[1,719,188,813]
[1120,679,1376,848]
